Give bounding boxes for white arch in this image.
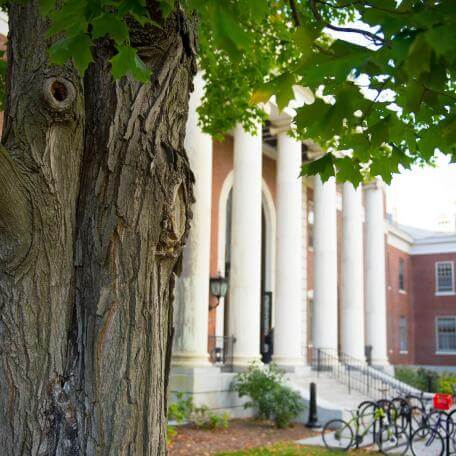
[215,171,277,336]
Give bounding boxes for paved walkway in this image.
[297,431,446,455]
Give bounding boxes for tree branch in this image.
[309,0,386,46]
[289,0,301,27]
[423,86,456,102]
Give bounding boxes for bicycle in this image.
[410,395,456,456]
[322,404,409,454]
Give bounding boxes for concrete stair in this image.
[288,373,371,424]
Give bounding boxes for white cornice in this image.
[411,236,456,255]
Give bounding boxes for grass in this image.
[215,443,376,455]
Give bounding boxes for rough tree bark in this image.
[0,1,196,455]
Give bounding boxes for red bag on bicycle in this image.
[433,393,453,410]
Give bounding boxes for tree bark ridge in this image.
[0,2,196,455]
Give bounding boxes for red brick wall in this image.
[386,245,415,365]
[412,252,456,366]
[208,138,234,339]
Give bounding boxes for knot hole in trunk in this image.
[43,77,76,112]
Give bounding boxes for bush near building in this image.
[232,363,305,428]
[395,366,456,394]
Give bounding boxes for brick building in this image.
[387,224,456,367]
[170,75,456,414]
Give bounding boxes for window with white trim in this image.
[307,204,314,248]
[437,317,456,353]
[399,258,405,291]
[436,261,454,294]
[399,316,408,352]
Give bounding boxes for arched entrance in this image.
[217,174,276,363]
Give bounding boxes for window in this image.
[307,204,314,248]
[399,317,408,352]
[399,258,405,291]
[436,262,454,294]
[437,317,456,353]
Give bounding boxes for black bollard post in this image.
[305,382,321,428]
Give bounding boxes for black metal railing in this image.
[312,347,420,400]
[208,336,235,372]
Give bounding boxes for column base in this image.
[229,354,262,371]
[171,352,211,368]
[169,365,253,419]
[272,355,308,373]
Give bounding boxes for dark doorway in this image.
[261,208,273,363]
[223,189,233,339]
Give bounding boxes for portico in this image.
[170,76,391,414]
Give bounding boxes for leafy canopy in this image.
[5,0,456,184]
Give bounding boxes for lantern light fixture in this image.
[209,272,228,309]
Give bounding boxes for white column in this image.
[312,175,338,351]
[229,123,263,367]
[364,179,389,367]
[341,183,365,360]
[172,73,212,367]
[273,132,304,368]
[301,180,309,360]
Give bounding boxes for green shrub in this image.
[167,392,194,444]
[192,405,230,430]
[271,385,306,429]
[438,374,456,395]
[395,366,456,394]
[395,366,439,391]
[168,392,230,438]
[168,392,193,423]
[395,366,425,390]
[232,362,305,428]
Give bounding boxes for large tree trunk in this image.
[0,2,196,455]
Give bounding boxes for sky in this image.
[0,13,453,233]
[386,155,456,233]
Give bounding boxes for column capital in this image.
[363,177,384,191]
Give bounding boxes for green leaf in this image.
[245,0,268,22]
[110,46,151,82]
[369,118,390,148]
[49,33,93,73]
[292,26,316,61]
[403,34,432,78]
[300,153,335,182]
[425,25,455,57]
[118,0,152,26]
[159,0,175,19]
[370,149,403,184]
[212,4,251,58]
[335,157,363,186]
[72,34,93,73]
[39,0,55,15]
[404,80,424,113]
[92,15,129,43]
[47,0,87,37]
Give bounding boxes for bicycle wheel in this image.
[410,426,445,456]
[358,401,377,432]
[322,419,354,451]
[392,398,411,426]
[428,410,454,436]
[407,394,426,412]
[379,427,410,455]
[409,406,428,435]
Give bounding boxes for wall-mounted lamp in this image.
[209,273,228,310]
